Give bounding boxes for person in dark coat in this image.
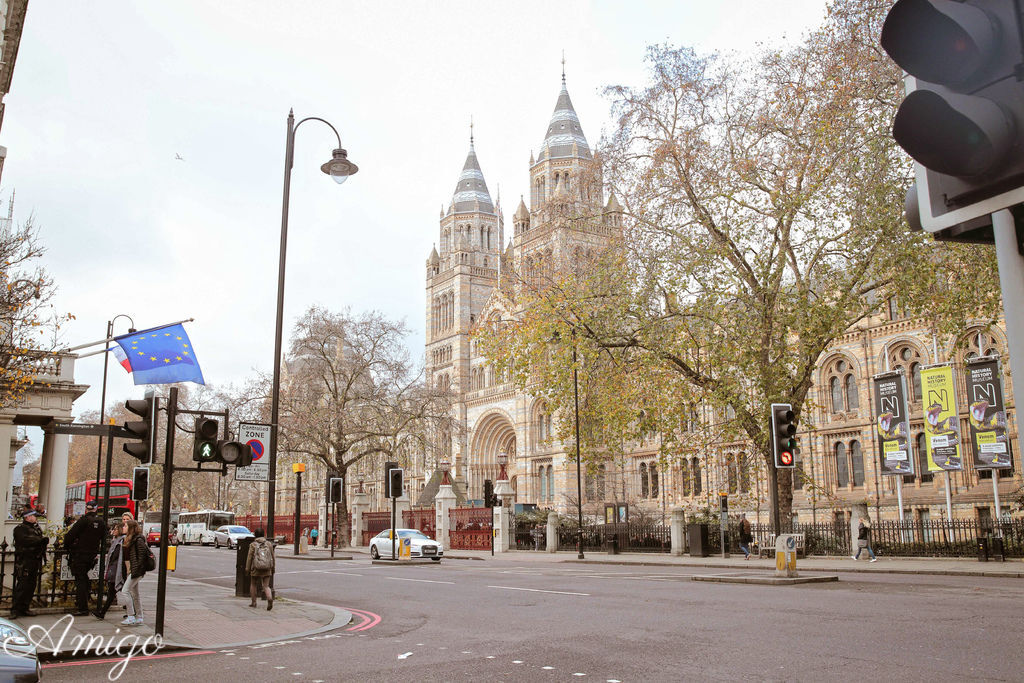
[738,513,753,560]
[245,528,275,610]
[93,520,126,619]
[11,509,48,618]
[63,500,108,615]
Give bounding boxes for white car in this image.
[369,528,444,561]
[212,525,255,549]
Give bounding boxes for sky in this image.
[3,0,830,440]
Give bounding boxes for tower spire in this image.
[561,50,566,84]
[470,115,474,147]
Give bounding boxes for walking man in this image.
[63,500,108,616]
[11,509,48,618]
[738,513,753,559]
[852,519,878,562]
[310,527,319,546]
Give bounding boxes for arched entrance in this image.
[468,412,516,502]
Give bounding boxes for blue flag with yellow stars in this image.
[112,323,205,385]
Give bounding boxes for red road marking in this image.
[42,649,217,668]
[344,607,382,631]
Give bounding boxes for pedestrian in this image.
[310,527,319,546]
[738,513,753,560]
[530,525,544,551]
[852,519,878,562]
[63,500,108,616]
[94,520,126,620]
[119,519,149,626]
[246,527,275,610]
[11,508,49,618]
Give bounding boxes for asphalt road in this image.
[42,546,1024,682]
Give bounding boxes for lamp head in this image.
[322,147,358,184]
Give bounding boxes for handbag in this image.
[857,539,868,548]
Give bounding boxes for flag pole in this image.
[62,317,195,353]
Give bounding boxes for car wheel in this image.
[214,539,219,548]
[370,545,380,559]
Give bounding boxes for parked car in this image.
[369,528,443,561]
[0,616,40,681]
[212,525,254,549]
[147,528,178,547]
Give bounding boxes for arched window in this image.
[597,465,606,499]
[850,440,864,486]
[916,432,933,483]
[681,461,691,496]
[547,466,554,501]
[691,458,703,495]
[640,462,649,498]
[738,453,749,493]
[650,463,659,498]
[539,466,547,501]
[835,442,849,488]
[727,455,738,494]
[585,470,595,500]
[910,362,922,402]
[830,377,843,412]
[845,374,859,411]
[889,344,924,402]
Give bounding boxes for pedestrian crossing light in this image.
[329,477,343,504]
[771,403,797,469]
[132,467,149,501]
[881,0,1024,234]
[122,396,157,464]
[192,418,219,462]
[217,439,253,467]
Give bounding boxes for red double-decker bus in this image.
[65,479,135,519]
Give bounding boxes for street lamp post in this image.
[572,339,585,560]
[267,110,358,549]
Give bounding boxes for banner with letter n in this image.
[964,357,1012,470]
[873,370,914,476]
[920,364,964,472]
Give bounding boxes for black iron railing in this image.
[555,522,671,553]
[0,540,78,610]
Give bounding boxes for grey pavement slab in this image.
[10,574,351,658]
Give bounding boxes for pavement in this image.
[10,573,352,659]
[309,542,1024,577]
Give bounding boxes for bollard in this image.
[774,534,799,578]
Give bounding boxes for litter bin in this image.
[990,536,1005,562]
[607,535,620,555]
[687,523,710,558]
[236,537,255,596]
[976,536,989,562]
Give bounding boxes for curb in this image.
[560,558,1024,578]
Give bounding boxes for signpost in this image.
[235,422,271,482]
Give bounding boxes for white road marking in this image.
[573,674,586,677]
[543,666,554,670]
[486,655,496,659]
[385,577,455,585]
[416,643,424,646]
[275,666,285,669]
[397,652,414,660]
[462,650,472,654]
[513,660,523,664]
[488,585,590,596]
[240,657,249,660]
[608,679,622,682]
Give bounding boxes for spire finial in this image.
[470,115,474,146]
[561,50,566,83]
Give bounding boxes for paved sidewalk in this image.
[10,575,351,658]
[309,542,1024,577]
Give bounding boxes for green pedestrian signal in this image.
[193,418,219,462]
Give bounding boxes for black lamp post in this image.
[267,110,357,545]
[572,337,584,560]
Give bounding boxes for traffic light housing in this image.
[881,0,1024,235]
[771,403,798,469]
[216,440,253,467]
[483,479,494,508]
[123,396,157,465]
[384,461,403,498]
[132,467,149,501]
[193,418,219,463]
[329,477,343,504]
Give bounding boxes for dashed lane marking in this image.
[398,652,414,660]
[385,576,455,585]
[487,585,590,596]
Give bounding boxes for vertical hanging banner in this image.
[920,364,964,471]
[964,358,1012,469]
[873,370,914,476]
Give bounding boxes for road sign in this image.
[52,423,133,438]
[235,422,271,481]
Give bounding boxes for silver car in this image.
[0,616,40,681]
[212,525,254,549]
[370,528,443,561]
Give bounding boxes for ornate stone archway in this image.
[468,411,516,502]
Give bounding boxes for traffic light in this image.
[329,477,343,504]
[384,461,403,498]
[216,439,253,467]
[132,467,149,501]
[123,396,157,465]
[192,418,219,462]
[881,0,1024,234]
[483,479,494,508]
[770,403,797,469]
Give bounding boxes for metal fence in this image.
[0,541,76,611]
[510,518,544,550]
[555,522,671,553]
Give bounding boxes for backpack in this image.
[252,541,273,572]
[144,541,157,572]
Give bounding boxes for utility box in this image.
[236,536,255,597]
[687,523,710,557]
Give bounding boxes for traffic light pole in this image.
[992,209,1024,476]
[156,386,178,638]
[293,469,302,556]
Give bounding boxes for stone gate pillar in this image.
[546,510,558,554]
[435,462,456,550]
[396,491,411,527]
[670,508,686,556]
[350,484,369,547]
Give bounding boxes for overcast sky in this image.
[4,0,830,437]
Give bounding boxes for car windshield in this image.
[227,526,250,534]
[398,530,429,539]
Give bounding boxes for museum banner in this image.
[920,364,964,472]
[964,357,1012,469]
[873,370,914,476]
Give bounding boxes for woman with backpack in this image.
[246,527,275,610]
[120,519,151,626]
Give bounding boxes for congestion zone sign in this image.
[235,422,271,481]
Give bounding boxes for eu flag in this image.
[113,323,205,386]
